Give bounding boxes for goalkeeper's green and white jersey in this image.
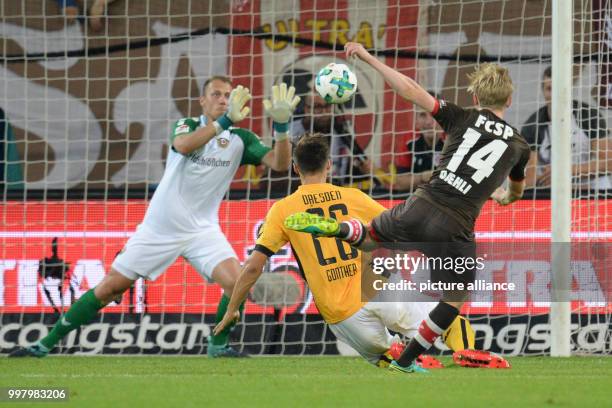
[142,115,271,234]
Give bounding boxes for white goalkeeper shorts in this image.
[112,223,237,282]
[329,301,437,364]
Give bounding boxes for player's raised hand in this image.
[344,42,372,62]
[226,85,252,124]
[263,82,301,133]
[213,310,241,336]
[215,85,252,132]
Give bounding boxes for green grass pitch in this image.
[2,356,611,407]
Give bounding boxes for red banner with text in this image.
[0,199,610,315]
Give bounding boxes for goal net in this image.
[0,0,609,356]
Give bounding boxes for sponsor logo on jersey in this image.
[187,151,231,167]
[175,124,190,135]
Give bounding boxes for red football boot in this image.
[388,341,405,360]
[416,354,445,369]
[453,349,511,369]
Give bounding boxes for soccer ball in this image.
[315,63,357,104]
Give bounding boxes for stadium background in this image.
[0,0,610,356]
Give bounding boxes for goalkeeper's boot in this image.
[207,338,249,358]
[284,212,339,237]
[8,342,49,358]
[388,360,429,374]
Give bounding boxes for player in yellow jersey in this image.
[214,135,474,367]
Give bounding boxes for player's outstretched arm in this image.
[213,251,268,335]
[344,42,436,113]
[491,179,525,206]
[262,136,292,171]
[261,83,301,171]
[173,85,252,155]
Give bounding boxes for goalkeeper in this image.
[10,77,300,358]
[215,135,474,367]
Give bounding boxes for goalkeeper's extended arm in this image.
[261,83,301,171]
[173,85,252,155]
[213,251,268,335]
[344,42,436,113]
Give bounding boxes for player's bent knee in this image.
[94,268,134,305]
[211,258,241,295]
[218,279,235,296]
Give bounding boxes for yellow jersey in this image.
[255,183,386,323]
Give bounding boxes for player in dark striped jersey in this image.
[286,42,529,373]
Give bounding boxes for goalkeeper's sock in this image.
[396,302,459,367]
[337,219,366,246]
[210,294,244,346]
[40,289,104,350]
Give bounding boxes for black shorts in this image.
[370,195,476,295]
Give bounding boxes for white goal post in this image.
[550,0,573,358]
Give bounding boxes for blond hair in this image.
[467,63,513,109]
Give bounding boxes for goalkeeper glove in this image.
[263,83,301,140]
[214,85,252,134]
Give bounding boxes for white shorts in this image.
[112,223,237,282]
[329,302,437,364]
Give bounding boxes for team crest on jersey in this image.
[217,136,230,148]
